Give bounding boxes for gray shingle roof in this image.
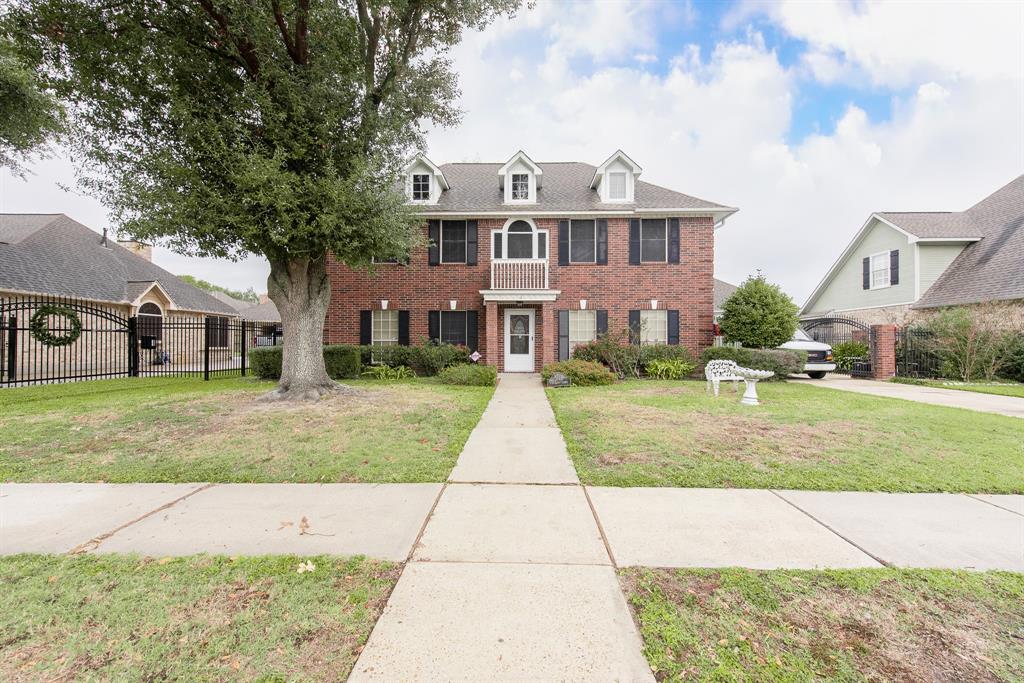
[913,174,1024,308]
[875,212,983,239]
[238,299,281,322]
[0,214,237,315]
[713,278,738,311]
[418,162,733,213]
[210,290,254,312]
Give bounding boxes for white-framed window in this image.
[640,309,668,345]
[870,251,890,289]
[372,310,399,347]
[492,219,548,260]
[568,310,597,354]
[569,219,596,263]
[441,220,467,263]
[511,173,529,200]
[608,172,627,200]
[411,174,430,201]
[640,218,667,262]
[440,311,468,346]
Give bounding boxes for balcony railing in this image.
[490,258,549,290]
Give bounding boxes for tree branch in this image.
[271,0,299,64]
[195,0,261,79]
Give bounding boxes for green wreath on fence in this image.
[29,304,82,347]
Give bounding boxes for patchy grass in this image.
[0,554,398,682]
[0,376,493,483]
[547,380,1024,492]
[621,567,1024,682]
[892,377,1024,398]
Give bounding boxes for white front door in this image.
[504,309,535,372]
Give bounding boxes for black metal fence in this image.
[1,294,278,387]
[800,315,874,377]
[895,326,944,378]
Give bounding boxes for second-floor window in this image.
[412,174,430,201]
[870,251,890,289]
[608,172,627,200]
[569,220,596,263]
[511,173,529,200]
[441,220,467,263]
[641,219,667,262]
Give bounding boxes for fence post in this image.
[127,316,139,377]
[870,324,897,380]
[6,315,17,383]
[203,317,211,381]
[240,320,247,377]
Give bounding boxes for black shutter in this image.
[890,249,899,285]
[466,220,478,266]
[398,310,410,346]
[667,310,679,345]
[466,310,478,352]
[558,310,569,360]
[558,220,569,265]
[629,219,641,265]
[668,218,680,264]
[862,257,870,289]
[428,310,440,343]
[493,232,502,259]
[628,310,641,344]
[359,310,372,345]
[596,310,608,336]
[596,219,608,265]
[428,220,440,266]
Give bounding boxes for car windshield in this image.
[793,328,813,341]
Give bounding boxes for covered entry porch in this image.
[480,289,559,373]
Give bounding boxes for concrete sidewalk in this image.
[794,374,1024,418]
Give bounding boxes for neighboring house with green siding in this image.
[801,175,1023,324]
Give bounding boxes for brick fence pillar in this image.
[541,302,555,369]
[485,301,498,368]
[871,324,897,380]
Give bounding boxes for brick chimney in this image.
[259,294,270,305]
[118,240,153,262]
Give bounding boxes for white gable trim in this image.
[590,149,642,189]
[129,281,177,310]
[404,153,449,190]
[498,150,543,190]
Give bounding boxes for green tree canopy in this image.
[0,38,62,174]
[4,0,518,399]
[179,275,259,305]
[719,274,799,348]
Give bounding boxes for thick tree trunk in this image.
[262,254,341,401]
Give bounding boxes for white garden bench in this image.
[705,359,743,397]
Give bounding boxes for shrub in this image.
[541,359,616,386]
[698,346,752,367]
[572,330,641,378]
[1000,334,1024,382]
[359,342,471,376]
[438,364,497,386]
[747,348,806,380]
[644,358,695,380]
[639,344,695,372]
[719,274,799,348]
[249,344,361,380]
[832,340,870,372]
[363,364,415,380]
[919,306,1019,381]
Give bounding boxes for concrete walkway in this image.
[794,374,1024,418]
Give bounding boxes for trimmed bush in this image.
[719,275,799,348]
[571,331,641,378]
[438,364,497,386]
[248,344,362,380]
[644,358,695,380]
[699,346,753,367]
[748,348,806,380]
[639,344,695,373]
[359,342,471,376]
[541,359,616,386]
[832,340,869,372]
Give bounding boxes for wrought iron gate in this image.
[800,315,874,378]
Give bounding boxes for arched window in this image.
[493,219,547,260]
[138,302,163,340]
[506,220,534,259]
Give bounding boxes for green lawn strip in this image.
[891,377,1024,398]
[0,554,399,682]
[547,380,1024,492]
[621,567,1024,682]
[1,376,493,483]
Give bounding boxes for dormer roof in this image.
[404,153,449,190]
[590,149,642,189]
[497,150,543,190]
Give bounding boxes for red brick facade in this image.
[325,215,715,371]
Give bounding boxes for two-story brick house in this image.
[325,150,737,371]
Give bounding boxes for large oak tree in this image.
[4,0,518,399]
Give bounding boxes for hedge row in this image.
[698,346,807,380]
[248,342,472,380]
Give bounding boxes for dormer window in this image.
[412,174,430,201]
[511,174,529,200]
[608,172,627,200]
[591,150,642,203]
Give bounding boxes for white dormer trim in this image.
[403,153,449,205]
[591,150,642,203]
[498,150,542,204]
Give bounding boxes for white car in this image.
[780,328,835,379]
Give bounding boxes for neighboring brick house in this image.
[325,150,737,371]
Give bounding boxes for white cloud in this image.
[633,53,658,64]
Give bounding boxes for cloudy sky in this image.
[1,0,1021,304]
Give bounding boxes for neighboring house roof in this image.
[0,214,238,315]
[238,299,281,322]
[713,278,738,312]
[913,174,1024,308]
[875,212,983,239]
[210,290,254,312]
[415,162,735,216]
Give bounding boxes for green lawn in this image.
[0,554,397,682]
[892,377,1024,398]
[547,380,1024,492]
[622,567,1024,682]
[0,376,493,483]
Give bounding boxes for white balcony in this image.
[490,258,549,290]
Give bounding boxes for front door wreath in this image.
[29,304,83,347]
